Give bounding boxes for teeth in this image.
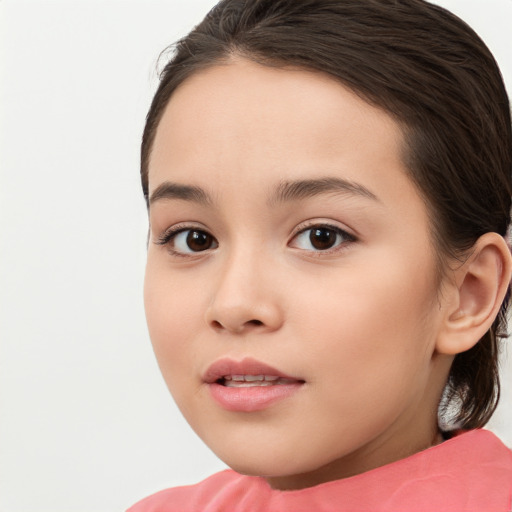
[244,375,265,382]
[224,380,276,387]
[221,375,297,387]
[223,375,277,382]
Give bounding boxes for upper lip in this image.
[203,357,303,384]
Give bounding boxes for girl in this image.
[129,0,512,510]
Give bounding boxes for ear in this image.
[436,232,512,355]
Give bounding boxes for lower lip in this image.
[208,382,303,412]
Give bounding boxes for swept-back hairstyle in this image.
[141,0,512,429]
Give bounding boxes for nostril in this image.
[208,318,265,332]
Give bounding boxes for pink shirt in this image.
[128,429,512,511]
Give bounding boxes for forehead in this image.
[148,59,407,194]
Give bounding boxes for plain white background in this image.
[1,1,511,511]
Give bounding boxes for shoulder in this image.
[443,428,512,468]
[126,470,260,512]
[382,429,512,511]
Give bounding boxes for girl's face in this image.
[144,59,453,490]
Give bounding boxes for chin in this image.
[213,445,324,481]
[217,452,285,477]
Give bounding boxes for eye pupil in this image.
[186,230,212,251]
[310,228,337,250]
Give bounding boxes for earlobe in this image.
[436,233,512,355]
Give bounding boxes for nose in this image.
[204,250,284,334]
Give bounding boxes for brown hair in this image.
[141,0,512,429]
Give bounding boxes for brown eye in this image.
[160,228,218,254]
[309,227,338,250]
[186,230,214,251]
[290,224,355,252]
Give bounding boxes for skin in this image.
[144,58,460,490]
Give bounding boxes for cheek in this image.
[143,259,205,384]
[293,252,439,394]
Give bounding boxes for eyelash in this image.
[290,222,356,255]
[155,224,218,257]
[154,222,357,257]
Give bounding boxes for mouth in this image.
[218,375,302,388]
[204,357,305,412]
[203,357,304,385]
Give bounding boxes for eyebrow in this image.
[269,177,379,205]
[147,176,379,209]
[147,182,212,208]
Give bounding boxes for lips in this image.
[203,357,303,385]
[204,357,305,412]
